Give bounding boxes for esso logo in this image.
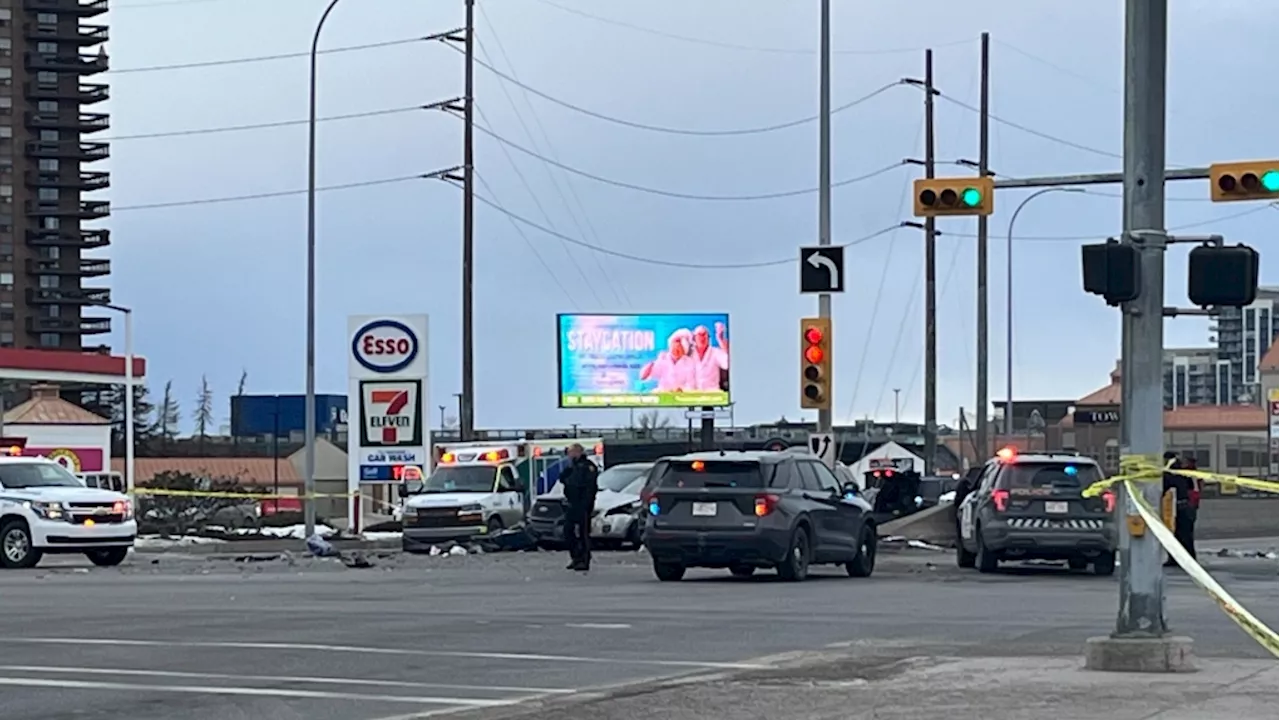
[352,319,419,373]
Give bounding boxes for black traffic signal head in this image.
[1188,244,1259,307]
[1081,240,1140,305]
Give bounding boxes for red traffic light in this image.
[804,346,824,364]
[804,326,824,345]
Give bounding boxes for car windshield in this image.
[598,465,651,493]
[620,475,649,495]
[422,465,494,494]
[657,460,765,489]
[1003,462,1101,490]
[0,461,86,489]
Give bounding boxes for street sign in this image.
[808,432,836,468]
[684,408,730,420]
[800,246,845,294]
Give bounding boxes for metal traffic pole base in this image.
[1084,635,1196,673]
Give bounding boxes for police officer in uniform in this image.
[1161,451,1192,567]
[561,443,599,572]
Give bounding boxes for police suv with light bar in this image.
[954,447,1117,575]
[0,453,136,569]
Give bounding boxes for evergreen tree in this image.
[193,375,214,452]
[157,380,181,450]
[108,384,157,454]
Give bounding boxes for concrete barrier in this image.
[879,503,956,546]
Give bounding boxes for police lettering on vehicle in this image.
[352,319,420,374]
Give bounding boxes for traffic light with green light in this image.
[913,176,995,217]
[1209,160,1279,202]
[800,317,832,411]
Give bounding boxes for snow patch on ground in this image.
[360,531,403,541]
[135,535,225,549]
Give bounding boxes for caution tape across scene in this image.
[1082,456,1280,497]
[1099,454,1280,657]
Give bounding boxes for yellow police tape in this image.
[1096,454,1280,657]
[1082,455,1280,498]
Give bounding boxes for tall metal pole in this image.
[893,388,900,424]
[922,49,937,475]
[1115,0,1169,640]
[123,309,134,496]
[460,0,477,442]
[304,0,342,540]
[975,32,991,461]
[1004,188,1085,436]
[815,0,833,436]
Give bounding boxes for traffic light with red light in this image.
[800,317,832,410]
[1209,160,1279,202]
[913,176,995,217]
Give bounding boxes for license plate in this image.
[691,502,718,517]
[1045,501,1068,514]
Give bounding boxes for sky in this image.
[100,0,1279,432]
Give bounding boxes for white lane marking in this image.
[0,677,515,706]
[0,665,575,695]
[7,637,767,670]
[565,623,632,630]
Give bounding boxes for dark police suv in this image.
[954,448,1117,575]
[642,451,876,582]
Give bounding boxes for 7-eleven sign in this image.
[359,380,423,447]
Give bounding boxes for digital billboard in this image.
[557,313,731,408]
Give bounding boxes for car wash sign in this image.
[348,315,429,487]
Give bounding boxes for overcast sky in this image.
[101,0,1279,430]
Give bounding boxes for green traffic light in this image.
[1262,169,1279,193]
[961,187,983,207]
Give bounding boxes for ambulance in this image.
[397,439,604,552]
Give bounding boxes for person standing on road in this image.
[1176,453,1201,561]
[1162,451,1193,567]
[561,443,599,572]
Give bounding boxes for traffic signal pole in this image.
[921,49,938,475]
[1085,0,1193,672]
[816,0,833,437]
[975,33,991,462]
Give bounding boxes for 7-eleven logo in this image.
[361,381,419,446]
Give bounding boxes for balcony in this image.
[22,0,109,18]
[24,80,108,105]
[25,22,109,46]
[25,169,110,191]
[26,227,110,250]
[26,51,109,76]
[26,316,112,335]
[26,110,110,134]
[26,257,111,277]
[26,287,110,305]
[24,199,110,220]
[26,140,109,162]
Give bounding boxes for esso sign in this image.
[352,319,420,373]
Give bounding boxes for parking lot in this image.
[0,545,1275,720]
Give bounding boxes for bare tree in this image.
[157,380,181,450]
[194,375,214,452]
[635,410,671,437]
[443,414,459,429]
[235,369,248,396]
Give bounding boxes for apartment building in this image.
[1163,346,1232,408]
[0,0,111,352]
[1212,286,1279,404]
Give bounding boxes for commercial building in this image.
[1163,346,1231,408]
[0,0,111,352]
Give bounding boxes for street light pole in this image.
[1004,188,1085,435]
[102,304,133,494]
[304,0,343,540]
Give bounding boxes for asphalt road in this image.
[0,545,1275,720]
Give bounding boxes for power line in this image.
[528,0,972,56]
[102,105,434,141]
[934,92,1126,163]
[474,170,580,308]
[112,171,455,212]
[470,121,908,201]
[471,191,908,269]
[109,36,429,74]
[468,48,905,136]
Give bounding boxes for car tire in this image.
[729,564,756,578]
[486,516,504,535]
[0,519,42,569]
[955,524,976,569]
[653,560,686,582]
[845,525,876,578]
[85,547,129,567]
[975,525,999,574]
[1068,557,1089,571]
[777,526,811,582]
[625,520,643,550]
[1093,551,1116,576]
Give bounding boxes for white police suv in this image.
[0,456,136,569]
